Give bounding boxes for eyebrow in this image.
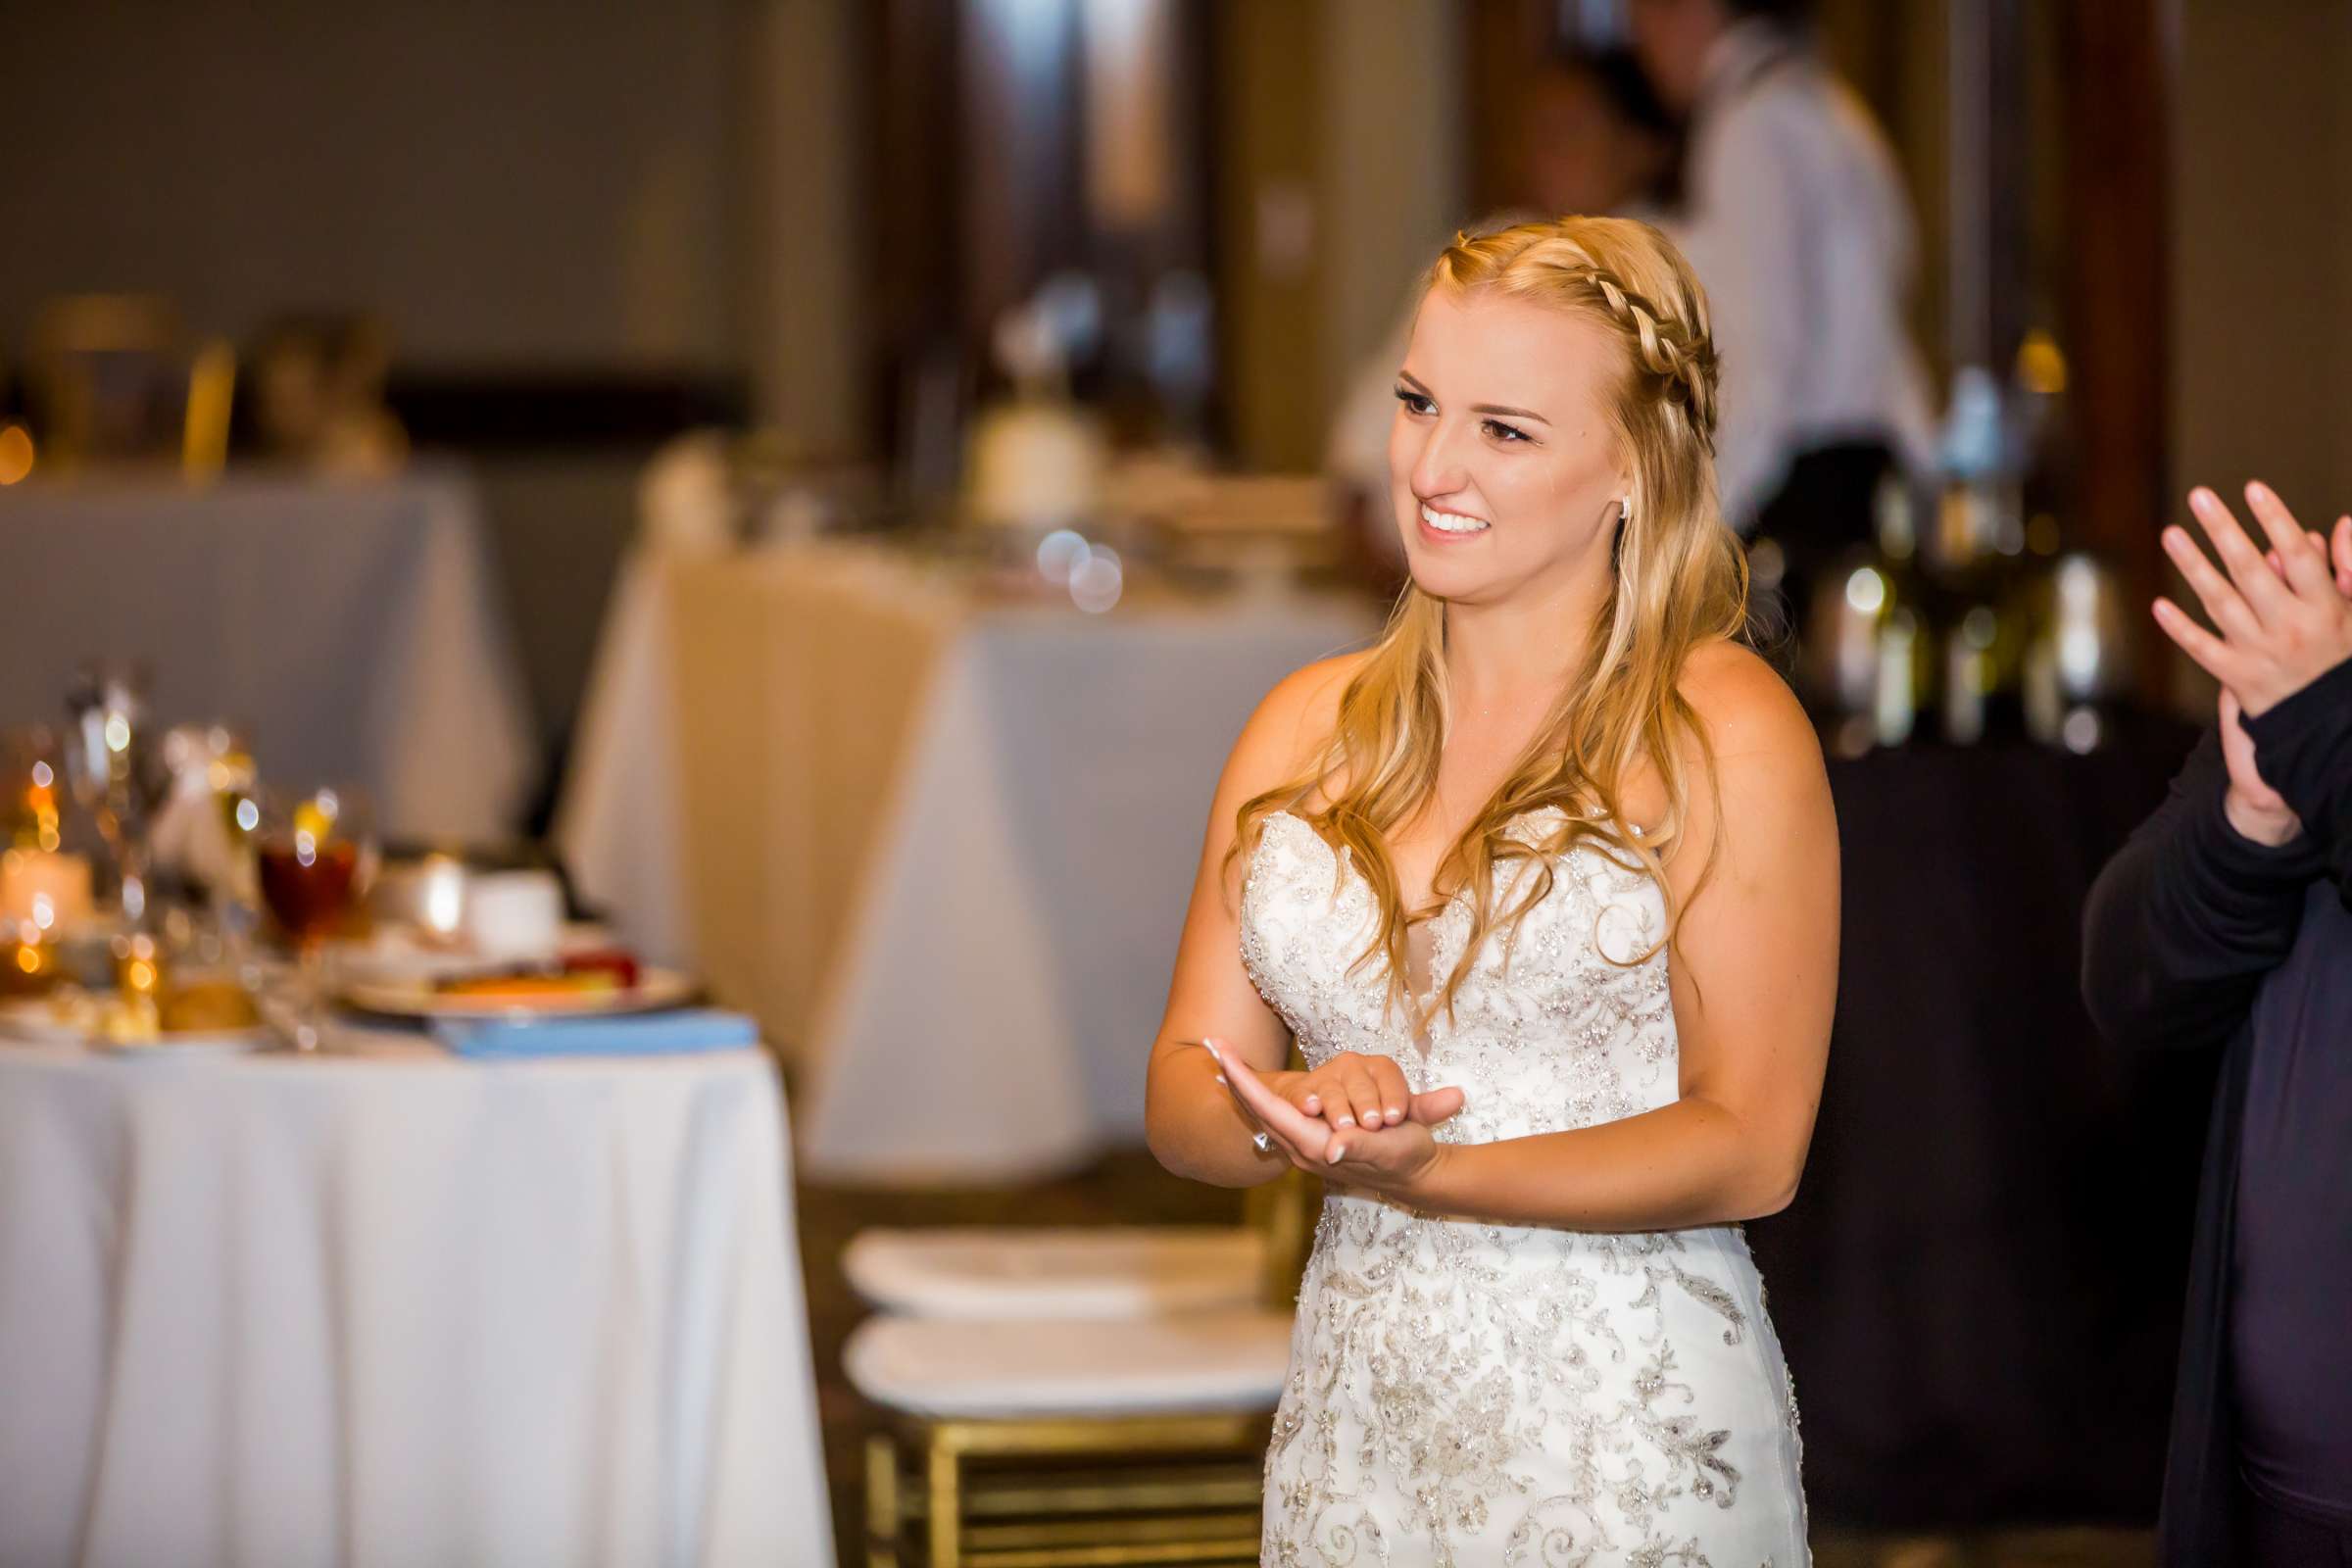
[1395,370,1552,425]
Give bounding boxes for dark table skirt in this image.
[1747,710,2214,1527]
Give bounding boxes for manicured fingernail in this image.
[1302,1095,1320,1111]
[1214,1074,1227,1086]
[1326,1144,1346,1163]
[1333,1115,1354,1128]
[1386,1106,1403,1121]
[1200,1040,1222,1063]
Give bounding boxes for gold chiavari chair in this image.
[843,1211,1265,1324]
[26,295,234,479]
[848,1164,1317,1568]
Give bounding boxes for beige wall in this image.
[0,5,739,370]
[1318,0,1465,415]
[2171,1,2352,523]
[0,2,868,447]
[735,0,866,450]
[1216,0,1466,471]
[1215,1,1326,471]
[2164,1,2352,707]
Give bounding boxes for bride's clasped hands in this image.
[1200,1039,1465,1197]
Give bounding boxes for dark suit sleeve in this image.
[2242,652,2352,896]
[2081,724,2326,1054]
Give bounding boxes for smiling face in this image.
[1388,286,1633,609]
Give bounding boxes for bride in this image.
[1145,216,1834,1566]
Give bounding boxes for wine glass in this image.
[63,662,156,906]
[255,785,374,1052]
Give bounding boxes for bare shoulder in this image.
[1226,650,1369,794]
[1663,645,1836,904]
[1677,638,1820,770]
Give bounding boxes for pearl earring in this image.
[1619,496,1635,525]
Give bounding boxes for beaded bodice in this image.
[1240,807,1679,1146]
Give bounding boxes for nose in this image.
[1405,411,1471,502]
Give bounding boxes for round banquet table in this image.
[555,542,1380,1181]
[0,467,535,847]
[0,1038,833,1568]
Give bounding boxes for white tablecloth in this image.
[0,1041,834,1568]
[0,466,535,844]
[557,545,1375,1182]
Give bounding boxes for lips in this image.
[1418,502,1490,538]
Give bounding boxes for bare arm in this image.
[1218,643,1838,1228]
[1143,656,1362,1188]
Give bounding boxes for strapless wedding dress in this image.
[1240,808,1809,1567]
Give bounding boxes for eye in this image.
[1394,387,1435,416]
[1481,418,1532,444]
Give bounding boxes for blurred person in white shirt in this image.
[1328,48,1677,591]
[1631,0,1935,588]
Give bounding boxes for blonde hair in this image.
[1232,216,1748,1019]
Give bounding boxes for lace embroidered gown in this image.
[1241,809,1809,1567]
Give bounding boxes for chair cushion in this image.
[842,1226,1266,1319]
[844,1308,1298,1419]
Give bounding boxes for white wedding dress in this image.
[1240,808,1809,1567]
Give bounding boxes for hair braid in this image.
[1573,268,1720,449]
[1439,223,1723,450]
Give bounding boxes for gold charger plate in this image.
[339,967,700,1022]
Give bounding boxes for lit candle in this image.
[1,926,56,997]
[420,855,466,941]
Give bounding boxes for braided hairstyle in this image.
[1229,215,1749,1019]
[1435,218,1722,463]
[1573,265,1721,448]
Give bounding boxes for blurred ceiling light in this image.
[0,425,31,486]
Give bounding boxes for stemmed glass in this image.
[254,785,374,1052]
[63,662,155,911]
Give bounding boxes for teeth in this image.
[1421,504,1490,534]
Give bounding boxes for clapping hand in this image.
[1203,1040,1463,1195]
[2154,483,2352,847]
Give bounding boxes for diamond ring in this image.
[1251,1131,1274,1154]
